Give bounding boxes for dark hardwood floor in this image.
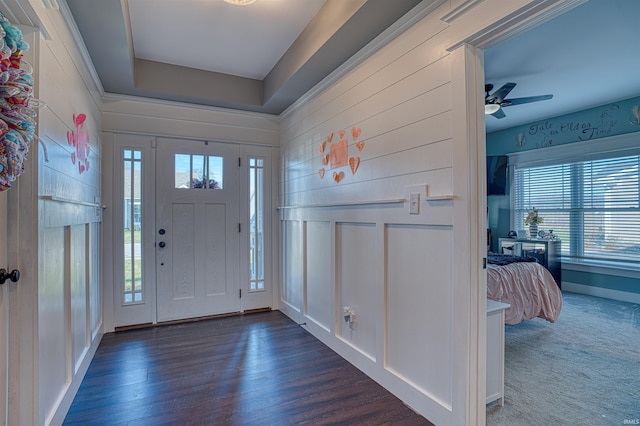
[64,311,433,425]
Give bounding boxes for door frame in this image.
[109,134,276,328]
[445,1,584,424]
[155,137,241,322]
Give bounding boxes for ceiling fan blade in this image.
[491,107,506,119]
[486,82,516,104]
[502,94,553,107]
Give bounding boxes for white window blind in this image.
[514,154,640,263]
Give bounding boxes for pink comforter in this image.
[487,262,562,325]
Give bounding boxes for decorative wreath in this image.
[0,11,41,192]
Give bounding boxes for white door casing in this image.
[110,134,275,328]
[155,138,240,322]
[0,190,7,425]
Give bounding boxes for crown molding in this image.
[440,0,485,24]
[280,0,446,119]
[59,0,105,97]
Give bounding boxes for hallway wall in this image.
[278,0,576,424]
[25,2,104,425]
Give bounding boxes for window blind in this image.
[514,154,640,263]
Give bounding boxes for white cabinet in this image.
[487,299,509,405]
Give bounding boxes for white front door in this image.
[155,138,240,322]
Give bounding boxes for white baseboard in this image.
[47,330,104,426]
[562,281,640,305]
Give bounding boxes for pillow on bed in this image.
[487,253,537,266]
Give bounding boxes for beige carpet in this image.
[487,291,640,426]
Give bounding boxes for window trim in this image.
[508,131,640,272]
[508,132,640,169]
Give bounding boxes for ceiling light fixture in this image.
[224,0,257,5]
[485,104,500,115]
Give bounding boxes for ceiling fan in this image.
[485,82,553,119]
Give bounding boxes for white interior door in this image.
[156,138,240,322]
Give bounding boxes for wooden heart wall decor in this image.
[317,126,365,183]
[67,113,91,174]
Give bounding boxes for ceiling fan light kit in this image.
[485,104,500,115]
[224,0,258,5]
[485,82,553,119]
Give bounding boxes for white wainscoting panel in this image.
[33,3,104,423]
[336,222,377,360]
[305,221,332,332]
[71,224,89,374]
[38,227,67,423]
[385,224,453,407]
[281,220,304,321]
[89,222,101,338]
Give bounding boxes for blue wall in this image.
[486,95,640,297]
[562,269,640,295]
[487,95,640,156]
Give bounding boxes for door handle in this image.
[0,268,20,285]
[158,241,166,248]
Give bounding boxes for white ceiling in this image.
[65,0,640,124]
[65,0,424,114]
[484,0,640,133]
[128,0,326,80]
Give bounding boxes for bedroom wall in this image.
[486,95,640,302]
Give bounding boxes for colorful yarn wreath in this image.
[0,11,40,192]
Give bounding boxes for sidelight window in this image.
[123,149,143,304]
[249,157,264,291]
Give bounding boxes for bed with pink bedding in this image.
[487,257,562,325]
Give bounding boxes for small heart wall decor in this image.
[355,141,365,151]
[318,142,326,153]
[351,127,361,140]
[339,130,346,139]
[333,171,344,183]
[73,113,87,127]
[349,156,360,175]
[318,168,325,179]
[322,154,329,166]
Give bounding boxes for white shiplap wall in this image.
[22,1,105,425]
[279,5,460,423]
[278,0,571,424]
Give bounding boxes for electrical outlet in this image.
[343,306,351,322]
[409,192,420,214]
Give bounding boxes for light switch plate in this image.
[409,192,420,214]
